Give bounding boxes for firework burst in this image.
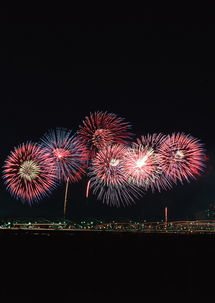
[89,144,142,207]
[40,128,88,183]
[124,134,172,192]
[3,142,57,203]
[159,133,206,184]
[77,111,133,160]
[136,133,167,151]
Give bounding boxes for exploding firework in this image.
[89,144,142,206]
[136,133,167,151]
[77,111,133,159]
[3,142,57,203]
[40,128,89,183]
[124,134,172,191]
[159,133,206,184]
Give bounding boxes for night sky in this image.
[1,5,215,221]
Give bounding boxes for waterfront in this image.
[1,219,215,234]
[1,221,215,298]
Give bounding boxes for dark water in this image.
[1,230,214,299]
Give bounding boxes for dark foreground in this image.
[1,230,215,299]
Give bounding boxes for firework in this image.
[89,144,143,207]
[86,180,91,198]
[40,128,89,216]
[136,133,166,151]
[40,128,88,183]
[3,142,57,203]
[125,134,172,192]
[77,111,133,160]
[159,133,206,184]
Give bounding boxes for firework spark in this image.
[159,133,206,184]
[40,128,88,183]
[77,111,133,160]
[86,180,91,198]
[125,134,172,192]
[3,142,57,203]
[89,144,143,206]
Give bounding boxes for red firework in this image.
[77,111,133,159]
[124,134,172,192]
[159,133,206,184]
[137,133,167,151]
[89,144,142,206]
[3,142,57,204]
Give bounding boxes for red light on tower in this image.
[165,206,168,223]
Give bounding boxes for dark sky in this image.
[0,4,215,221]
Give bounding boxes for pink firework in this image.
[159,133,206,184]
[137,133,167,151]
[124,134,172,192]
[77,111,133,160]
[89,144,142,207]
[40,128,89,183]
[3,142,57,204]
